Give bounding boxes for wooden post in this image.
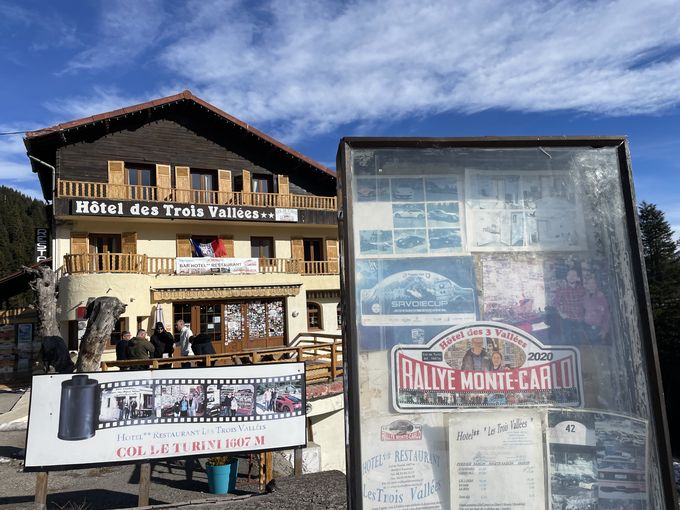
[259,453,265,490]
[331,343,337,379]
[265,452,273,484]
[294,448,303,475]
[35,472,48,504]
[139,462,151,507]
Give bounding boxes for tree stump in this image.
[23,264,73,374]
[76,296,127,372]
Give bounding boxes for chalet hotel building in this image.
[25,91,341,357]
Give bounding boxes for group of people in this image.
[116,398,138,420]
[172,394,199,417]
[460,338,510,371]
[261,388,278,412]
[115,319,217,369]
[554,269,611,345]
[220,393,239,417]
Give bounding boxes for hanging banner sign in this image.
[391,321,583,411]
[25,363,306,470]
[175,257,259,274]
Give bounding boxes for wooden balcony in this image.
[58,179,337,211]
[101,333,344,382]
[63,253,339,276]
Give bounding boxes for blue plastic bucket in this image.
[206,459,239,494]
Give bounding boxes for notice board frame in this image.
[337,136,677,510]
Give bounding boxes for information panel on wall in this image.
[25,363,306,470]
[337,138,677,510]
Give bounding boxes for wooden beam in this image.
[139,462,151,507]
[35,472,48,504]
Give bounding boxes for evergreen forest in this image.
[0,186,49,308]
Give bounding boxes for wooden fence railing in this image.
[102,334,343,382]
[63,254,338,276]
[58,179,337,211]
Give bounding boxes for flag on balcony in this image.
[191,238,227,258]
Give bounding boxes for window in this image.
[252,174,273,194]
[107,318,126,349]
[89,234,122,271]
[251,237,274,258]
[307,303,321,330]
[191,170,216,204]
[304,239,323,261]
[126,165,155,200]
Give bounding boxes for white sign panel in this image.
[361,413,449,509]
[25,364,306,470]
[175,257,259,274]
[449,409,546,508]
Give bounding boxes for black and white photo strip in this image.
[548,409,647,510]
[96,375,305,430]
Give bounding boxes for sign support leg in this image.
[139,462,151,507]
[35,471,48,504]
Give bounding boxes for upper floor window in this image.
[127,165,156,200]
[192,170,216,204]
[304,239,323,261]
[252,174,273,194]
[251,237,274,258]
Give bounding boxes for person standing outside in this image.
[125,329,155,370]
[230,395,238,417]
[583,277,610,345]
[222,393,233,417]
[151,323,175,368]
[554,269,586,344]
[461,337,492,371]
[116,331,131,370]
[175,320,194,368]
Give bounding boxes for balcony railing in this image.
[58,179,337,211]
[63,254,338,276]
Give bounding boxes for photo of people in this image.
[256,379,303,415]
[443,337,526,371]
[482,257,613,346]
[218,384,255,417]
[154,383,205,418]
[100,384,154,422]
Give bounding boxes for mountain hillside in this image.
[0,186,49,308]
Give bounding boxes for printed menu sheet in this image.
[448,409,546,509]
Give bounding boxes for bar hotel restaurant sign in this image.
[68,198,299,223]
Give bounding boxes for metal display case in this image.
[337,137,676,510]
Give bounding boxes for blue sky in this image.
[2,0,680,231]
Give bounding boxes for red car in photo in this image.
[275,394,302,412]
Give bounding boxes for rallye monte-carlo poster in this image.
[391,321,583,412]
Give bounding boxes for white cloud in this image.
[36,0,680,144]
[155,0,680,141]
[61,0,165,73]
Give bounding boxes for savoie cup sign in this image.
[391,321,583,411]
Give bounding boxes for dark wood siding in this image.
[57,114,333,197]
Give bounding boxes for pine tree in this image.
[638,201,680,453]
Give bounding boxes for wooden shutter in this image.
[71,232,89,254]
[291,237,304,275]
[242,169,251,205]
[156,164,171,201]
[69,232,89,274]
[176,234,192,257]
[223,235,234,258]
[326,238,338,273]
[175,166,191,203]
[108,161,125,199]
[122,232,137,254]
[279,175,290,207]
[218,170,232,204]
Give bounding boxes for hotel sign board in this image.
[337,137,677,510]
[67,199,298,222]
